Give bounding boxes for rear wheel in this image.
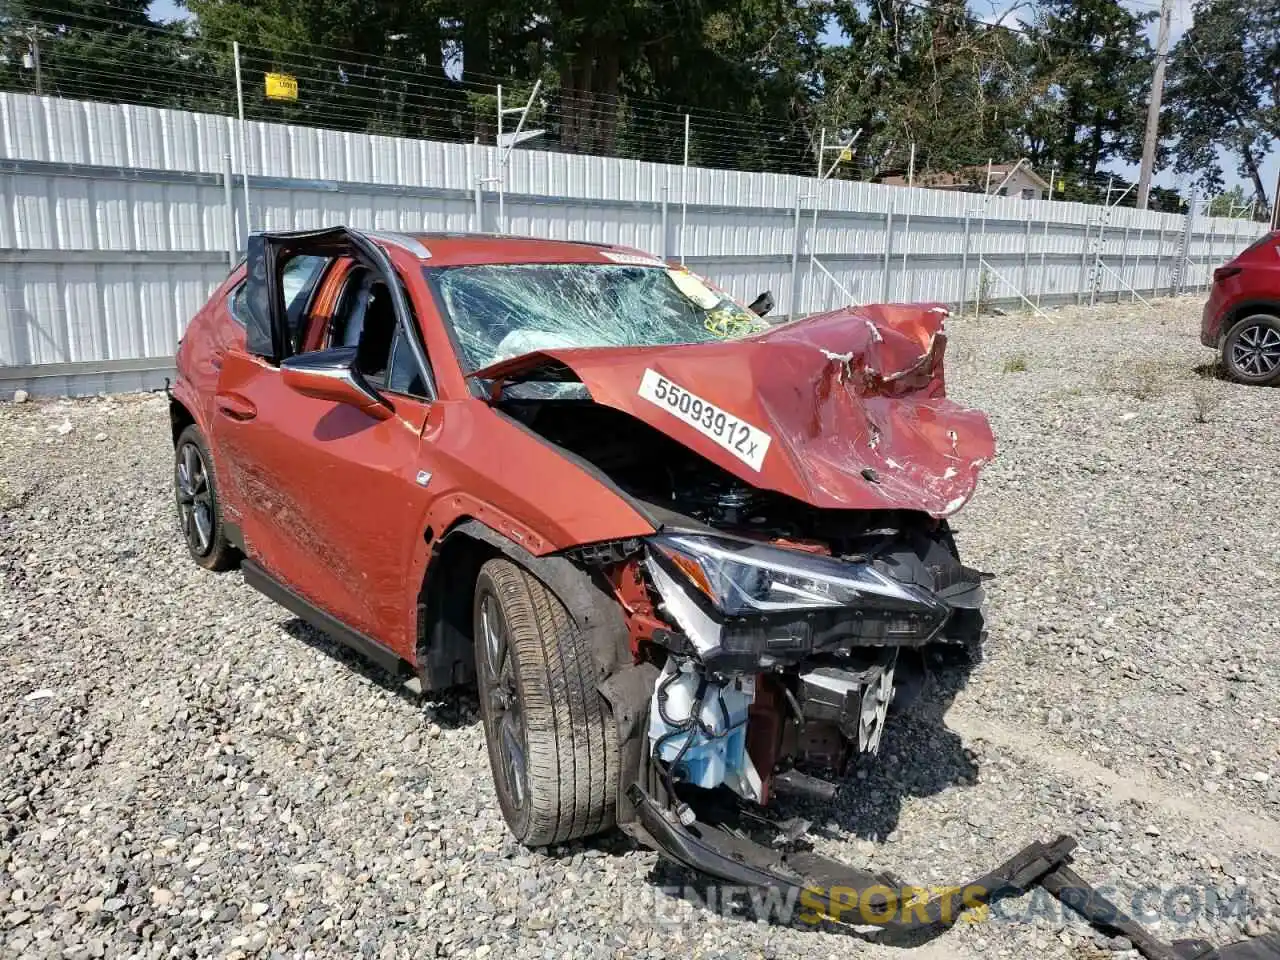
[473,558,617,846]
[174,424,239,571]
[1222,313,1280,385]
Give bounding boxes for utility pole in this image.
[1137,0,1172,210]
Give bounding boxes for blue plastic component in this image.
[647,661,753,792]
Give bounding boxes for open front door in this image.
[240,228,353,363]
[209,228,439,658]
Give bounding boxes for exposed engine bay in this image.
[501,394,985,807]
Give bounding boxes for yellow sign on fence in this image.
[264,73,298,101]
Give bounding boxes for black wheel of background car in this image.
[473,558,617,846]
[1222,313,1280,385]
[173,424,240,572]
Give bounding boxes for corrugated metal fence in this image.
[0,93,1267,396]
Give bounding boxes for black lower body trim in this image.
[242,561,409,678]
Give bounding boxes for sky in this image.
[146,0,1273,204]
[148,0,182,19]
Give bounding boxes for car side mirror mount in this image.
[280,347,394,420]
[748,291,774,316]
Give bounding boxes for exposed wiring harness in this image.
[650,660,748,813]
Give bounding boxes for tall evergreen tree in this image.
[1165,0,1280,207]
[1022,0,1155,182]
[0,0,202,108]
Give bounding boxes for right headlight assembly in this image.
[645,534,949,665]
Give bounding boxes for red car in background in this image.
[1202,230,1280,385]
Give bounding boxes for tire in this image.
[1222,313,1280,386]
[473,558,617,846]
[173,424,240,572]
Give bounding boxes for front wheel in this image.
[1222,313,1280,385]
[473,558,617,846]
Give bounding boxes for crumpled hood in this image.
[473,304,996,518]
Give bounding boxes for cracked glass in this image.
[426,263,768,373]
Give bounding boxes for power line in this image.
[5,16,813,140]
[7,0,1259,192]
[11,0,1234,134]
[9,0,810,132]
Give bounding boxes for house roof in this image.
[880,162,1051,192]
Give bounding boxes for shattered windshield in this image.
[426,263,769,373]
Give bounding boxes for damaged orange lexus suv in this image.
[168,228,1280,959]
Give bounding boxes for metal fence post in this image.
[1172,194,1195,296]
[1022,215,1032,299]
[1037,206,1050,307]
[679,114,690,265]
[222,152,237,267]
[1129,226,1142,302]
[788,191,804,319]
[1201,207,1212,289]
[899,142,915,300]
[232,40,252,234]
[807,128,825,299]
[960,211,972,313]
[976,192,990,317]
[1117,223,1129,303]
[974,251,982,318]
[471,140,484,232]
[1089,176,1113,307]
[1154,226,1165,295]
[1078,217,1092,306]
[881,208,894,302]
[659,180,669,261]
[496,84,504,230]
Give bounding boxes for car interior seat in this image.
[330,270,395,384]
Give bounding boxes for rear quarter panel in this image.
[172,268,247,513]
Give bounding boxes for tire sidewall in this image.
[174,424,232,570]
[1222,313,1280,385]
[472,568,533,841]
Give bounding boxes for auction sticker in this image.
[637,368,772,471]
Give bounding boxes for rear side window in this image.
[228,255,328,329]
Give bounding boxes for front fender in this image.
[412,517,633,693]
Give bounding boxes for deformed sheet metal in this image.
[473,303,995,518]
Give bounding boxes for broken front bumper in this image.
[626,784,1280,960]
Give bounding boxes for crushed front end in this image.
[627,519,982,809]
[482,299,1280,958]
[482,299,996,823]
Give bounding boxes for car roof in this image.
[389,232,666,268]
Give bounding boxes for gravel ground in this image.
[1,295,1278,960]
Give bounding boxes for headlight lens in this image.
[650,533,940,618]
